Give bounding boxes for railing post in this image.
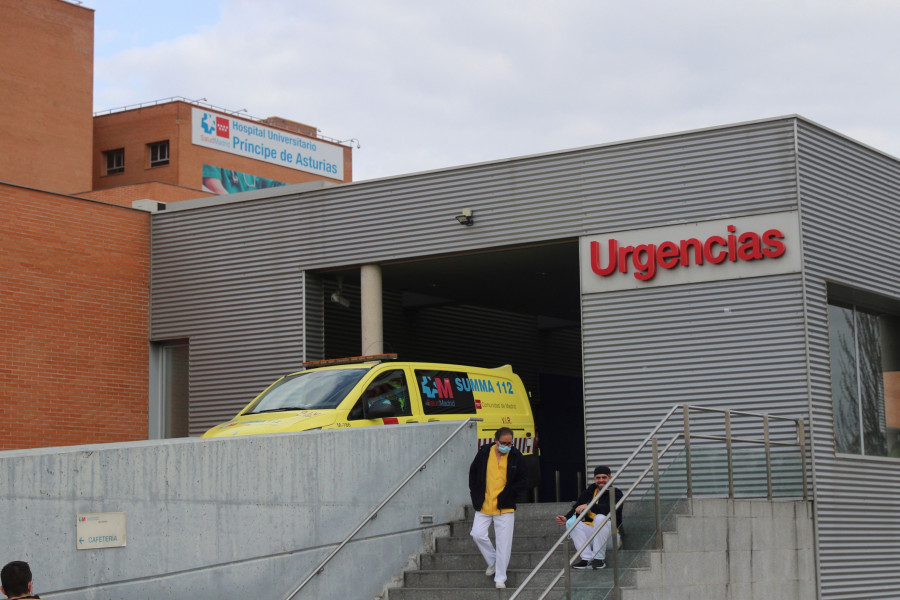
[555,470,561,503]
[798,418,808,502]
[725,409,734,499]
[563,538,572,600]
[576,471,583,497]
[764,414,773,501]
[683,404,693,498]
[652,437,662,550]
[609,485,619,593]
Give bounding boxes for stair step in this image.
[437,535,563,553]
[421,550,650,571]
[421,551,557,570]
[404,568,559,589]
[389,571,618,600]
[387,587,562,600]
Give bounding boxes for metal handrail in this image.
[284,417,482,600]
[510,413,686,599]
[510,404,807,600]
[513,434,684,600]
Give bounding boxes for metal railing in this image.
[283,417,482,600]
[510,404,807,600]
[93,96,348,145]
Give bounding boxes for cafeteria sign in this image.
[76,512,126,550]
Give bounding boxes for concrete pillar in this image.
[360,264,383,355]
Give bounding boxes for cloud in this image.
[94,0,900,180]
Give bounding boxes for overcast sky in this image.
[88,0,900,182]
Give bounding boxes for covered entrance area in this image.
[315,240,586,501]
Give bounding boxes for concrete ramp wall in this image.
[623,498,816,600]
[0,421,474,600]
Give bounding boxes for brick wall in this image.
[92,102,353,193]
[0,183,150,450]
[78,181,216,207]
[0,0,93,194]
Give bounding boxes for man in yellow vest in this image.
[468,427,529,589]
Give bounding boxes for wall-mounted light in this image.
[455,208,474,226]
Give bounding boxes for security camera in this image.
[455,208,474,226]
[330,291,350,308]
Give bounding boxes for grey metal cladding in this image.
[155,118,800,266]
[581,273,810,476]
[150,118,800,435]
[303,271,324,363]
[289,120,799,268]
[796,121,900,599]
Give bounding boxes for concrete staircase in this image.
[384,501,665,600]
[382,496,815,600]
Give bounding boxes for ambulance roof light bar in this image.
[302,354,398,369]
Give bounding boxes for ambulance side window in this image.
[415,370,476,415]
[348,369,412,420]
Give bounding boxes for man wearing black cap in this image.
[554,465,624,569]
[1,561,39,599]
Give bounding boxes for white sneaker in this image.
[485,564,496,576]
[495,581,506,589]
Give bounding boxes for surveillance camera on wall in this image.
[330,291,351,308]
[455,208,474,226]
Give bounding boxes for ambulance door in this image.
[345,367,417,426]
[403,366,424,423]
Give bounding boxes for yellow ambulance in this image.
[202,355,538,481]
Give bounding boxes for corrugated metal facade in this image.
[581,272,810,468]
[150,116,900,596]
[796,121,900,600]
[151,199,311,431]
[151,118,800,434]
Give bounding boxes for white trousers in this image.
[470,511,515,583]
[569,519,618,561]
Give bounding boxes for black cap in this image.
[593,465,611,476]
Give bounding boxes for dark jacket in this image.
[564,483,624,526]
[468,442,529,512]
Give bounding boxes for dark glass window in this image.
[828,299,900,457]
[104,148,124,174]
[415,370,477,416]
[349,369,412,420]
[247,368,368,414]
[149,141,169,167]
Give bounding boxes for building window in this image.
[149,140,169,167]
[828,295,900,457]
[104,148,124,175]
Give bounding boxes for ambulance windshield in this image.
[248,368,369,413]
